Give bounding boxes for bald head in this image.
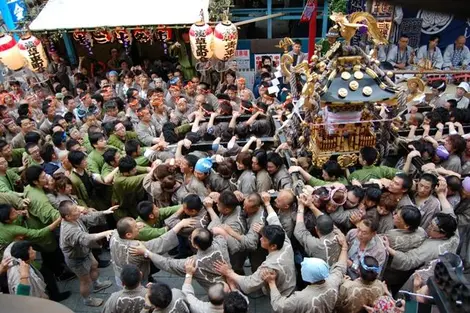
[208,283,225,305]
[117,217,136,239]
[275,190,295,211]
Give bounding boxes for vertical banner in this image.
[397,18,423,49]
[347,0,366,46]
[300,0,317,23]
[370,1,394,41]
[7,0,28,25]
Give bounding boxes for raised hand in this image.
[104,205,120,215]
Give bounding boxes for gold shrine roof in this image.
[320,67,399,105]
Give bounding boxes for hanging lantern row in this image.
[189,19,238,62]
[73,30,94,56]
[71,27,173,55]
[0,33,48,72]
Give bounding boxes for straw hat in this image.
[406,77,425,93]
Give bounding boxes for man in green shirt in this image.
[289,160,349,187]
[87,132,107,176]
[135,201,181,241]
[125,139,150,167]
[0,156,22,193]
[0,203,61,259]
[112,156,147,219]
[24,142,44,167]
[0,140,25,172]
[23,165,73,291]
[24,166,61,230]
[349,147,398,184]
[106,121,138,151]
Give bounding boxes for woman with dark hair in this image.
[215,70,236,95]
[235,151,256,196]
[143,164,180,208]
[441,134,466,174]
[252,149,272,192]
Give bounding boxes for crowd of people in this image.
[0,39,468,313]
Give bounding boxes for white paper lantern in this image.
[189,22,214,62]
[0,34,24,70]
[17,34,48,72]
[213,21,238,61]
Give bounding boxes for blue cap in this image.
[108,70,118,77]
[301,257,329,283]
[194,157,213,174]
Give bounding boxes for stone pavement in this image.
[57,251,273,313]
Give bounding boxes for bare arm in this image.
[228,112,240,129]
[241,136,257,153]
[407,125,418,140]
[103,167,119,184]
[245,112,261,127]
[207,112,219,129]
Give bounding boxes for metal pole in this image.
[322,0,329,38]
[267,0,273,39]
[233,13,285,27]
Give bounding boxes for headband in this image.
[360,256,382,274]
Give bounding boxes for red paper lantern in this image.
[189,22,214,62]
[213,21,238,61]
[0,34,23,70]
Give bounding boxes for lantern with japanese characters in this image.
[0,34,24,70]
[213,21,238,61]
[114,28,132,54]
[189,22,214,62]
[17,34,48,72]
[133,28,153,44]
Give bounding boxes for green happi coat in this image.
[112,173,147,219]
[348,165,398,184]
[107,131,138,151]
[136,205,181,241]
[0,169,21,192]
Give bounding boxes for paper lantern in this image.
[133,28,153,44]
[73,30,94,55]
[17,34,48,72]
[92,30,113,44]
[0,34,24,70]
[213,21,238,61]
[189,22,214,62]
[114,28,132,54]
